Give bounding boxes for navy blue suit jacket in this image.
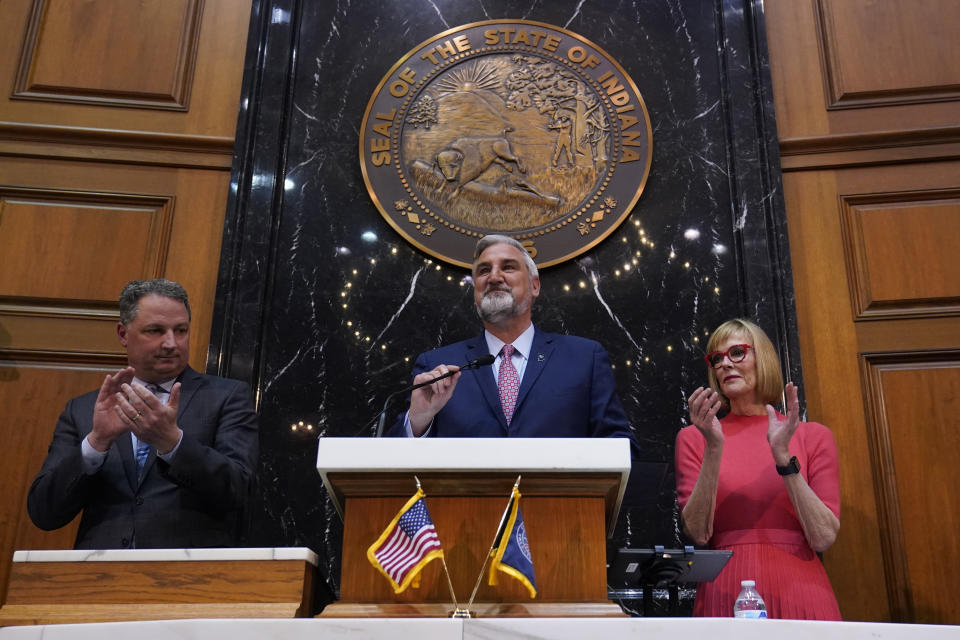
[387,329,636,445]
[27,366,259,549]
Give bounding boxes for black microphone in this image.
[372,354,496,437]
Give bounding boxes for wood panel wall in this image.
[765,0,960,623]
[0,0,252,604]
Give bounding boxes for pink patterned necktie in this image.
[498,344,520,424]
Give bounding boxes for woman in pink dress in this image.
[675,318,842,619]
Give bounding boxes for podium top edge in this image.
[315,437,631,473]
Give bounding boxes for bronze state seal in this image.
[360,20,652,268]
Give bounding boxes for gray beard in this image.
[476,289,528,324]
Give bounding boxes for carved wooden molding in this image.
[0,121,234,168]
[12,0,204,111]
[859,350,960,621]
[0,350,125,367]
[839,189,960,320]
[779,126,960,156]
[778,128,960,171]
[814,0,960,110]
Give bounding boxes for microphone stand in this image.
[371,355,494,437]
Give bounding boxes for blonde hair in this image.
[705,318,783,407]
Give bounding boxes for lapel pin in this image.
[537,353,545,362]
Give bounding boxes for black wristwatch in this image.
[776,456,801,476]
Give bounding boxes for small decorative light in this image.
[578,281,587,289]
[381,344,387,350]
[563,284,571,291]
[370,258,376,265]
[684,262,690,268]
[644,356,651,362]
[614,270,621,277]
[667,345,673,352]
[391,247,398,254]
[669,251,676,259]
[625,360,632,366]
[346,282,352,288]
[346,321,352,327]
[714,287,720,294]
[684,228,701,240]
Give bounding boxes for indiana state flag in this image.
[367,488,444,594]
[488,486,537,598]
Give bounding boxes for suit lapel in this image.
[174,366,203,421]
[464,334,504,427]
[515,329,554,412]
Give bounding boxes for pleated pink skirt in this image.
[693,541,841,620]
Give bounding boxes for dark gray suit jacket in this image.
[27,366,259,549]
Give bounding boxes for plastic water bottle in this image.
[733,579,767,618]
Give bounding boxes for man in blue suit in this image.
[389,235,635,446]
[28,279,259,549]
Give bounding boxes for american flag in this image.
[367,489,444,593]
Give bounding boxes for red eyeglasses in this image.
[704,344,754,368]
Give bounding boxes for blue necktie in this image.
[135,440,151,479]
[134,383,165,479]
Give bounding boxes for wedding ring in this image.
[131,412,142,423]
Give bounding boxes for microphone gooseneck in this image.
[372,354,495,437]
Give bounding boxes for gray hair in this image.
[118,279,191,325]
[473,235,539,280]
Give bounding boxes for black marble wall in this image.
[209,0,796,615]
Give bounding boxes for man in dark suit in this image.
[388,235,635,446]
[28,279,259,549]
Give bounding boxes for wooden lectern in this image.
[316,437,630,617]
[0,547,318,626]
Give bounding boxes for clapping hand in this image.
[88,367,136,452]
[688,386,724,448]
[117,382,182,454]
[766,382,800,466]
